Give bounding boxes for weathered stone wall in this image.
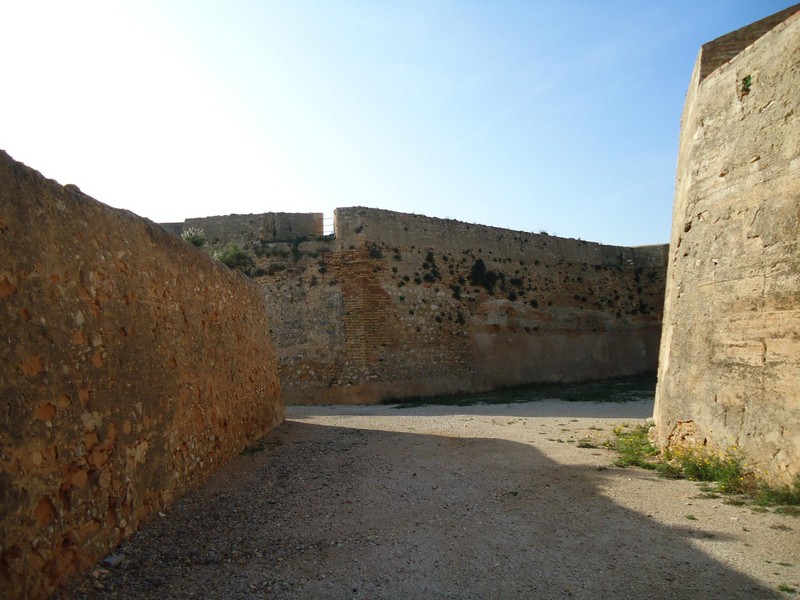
[252,207,667,404]
[697,4,800,82]
[162,212,323,252]
[0,151,284,599]
[654,10,800,483]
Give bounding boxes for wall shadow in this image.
[65,418,781,599]
[289,398,655,420]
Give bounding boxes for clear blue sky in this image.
[1,1,793,246]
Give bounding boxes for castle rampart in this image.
[654,8,800,483]
[162,211,323,250]
[238,206,668,404]
[0,151,284,599]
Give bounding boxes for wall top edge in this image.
[698,4,800,84]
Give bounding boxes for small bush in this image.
[608,428,800,511]
[213,244,254,270]
[662,446,749,492]
[181,227,206,247]
[469,258,499,294]
[607,424,658,469]
[753,476,800,507]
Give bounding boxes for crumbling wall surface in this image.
[0,151,284,599]
[654,11,800,483]
[165,212,324,251]
[256,207,667,404]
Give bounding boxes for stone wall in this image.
[697,4,800,82]
[162,212,324,252]
[654,10,800,483]
[252,207,667,404]
[0,151,284,599]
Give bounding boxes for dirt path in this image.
[64,400,799,599]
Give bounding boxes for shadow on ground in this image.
[65,416,781,599]
[291,398,655,419]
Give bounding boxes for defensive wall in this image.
[0,150,284,599]
[205,206,668,404]
[654,7,800,483]
[162,212,323,252]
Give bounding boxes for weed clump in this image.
[605,424,658,469]
[660,445,749,491]
[213,244,254,271]
[607,425,800,512]
[181,227,206,247]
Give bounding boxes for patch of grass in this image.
[752,477,800,508]
[577,438,599,449]
[607,424,658,469]
[608,429,800,514]
[213,244,254,271]
[658,445,761,498]
[664,445,744,484]
[775,506,800,517]
[778,583,796,594]
[698,491,721,499]
[723,498,746,507]
[685,514,697,521]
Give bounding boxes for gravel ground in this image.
[63,399,799,599]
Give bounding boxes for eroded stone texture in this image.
[654,10,800,483]
[223,207,668,404]
[0,151,284,599]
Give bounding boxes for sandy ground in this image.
[64,399,799,599]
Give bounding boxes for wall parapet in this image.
[698,3,799,83]
[163,212,324,250]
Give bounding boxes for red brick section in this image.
[699,4,800,82]
[330,248,393,371]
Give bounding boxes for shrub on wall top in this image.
[181,227,207,247]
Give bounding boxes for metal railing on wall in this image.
[323,216,335,236]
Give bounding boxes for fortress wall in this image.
[698,4,800,82]
[654,11,800,483]
[164,212,323,251]
[256,207,667,404]
[335,206,639,265]
[0,151,284,599]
